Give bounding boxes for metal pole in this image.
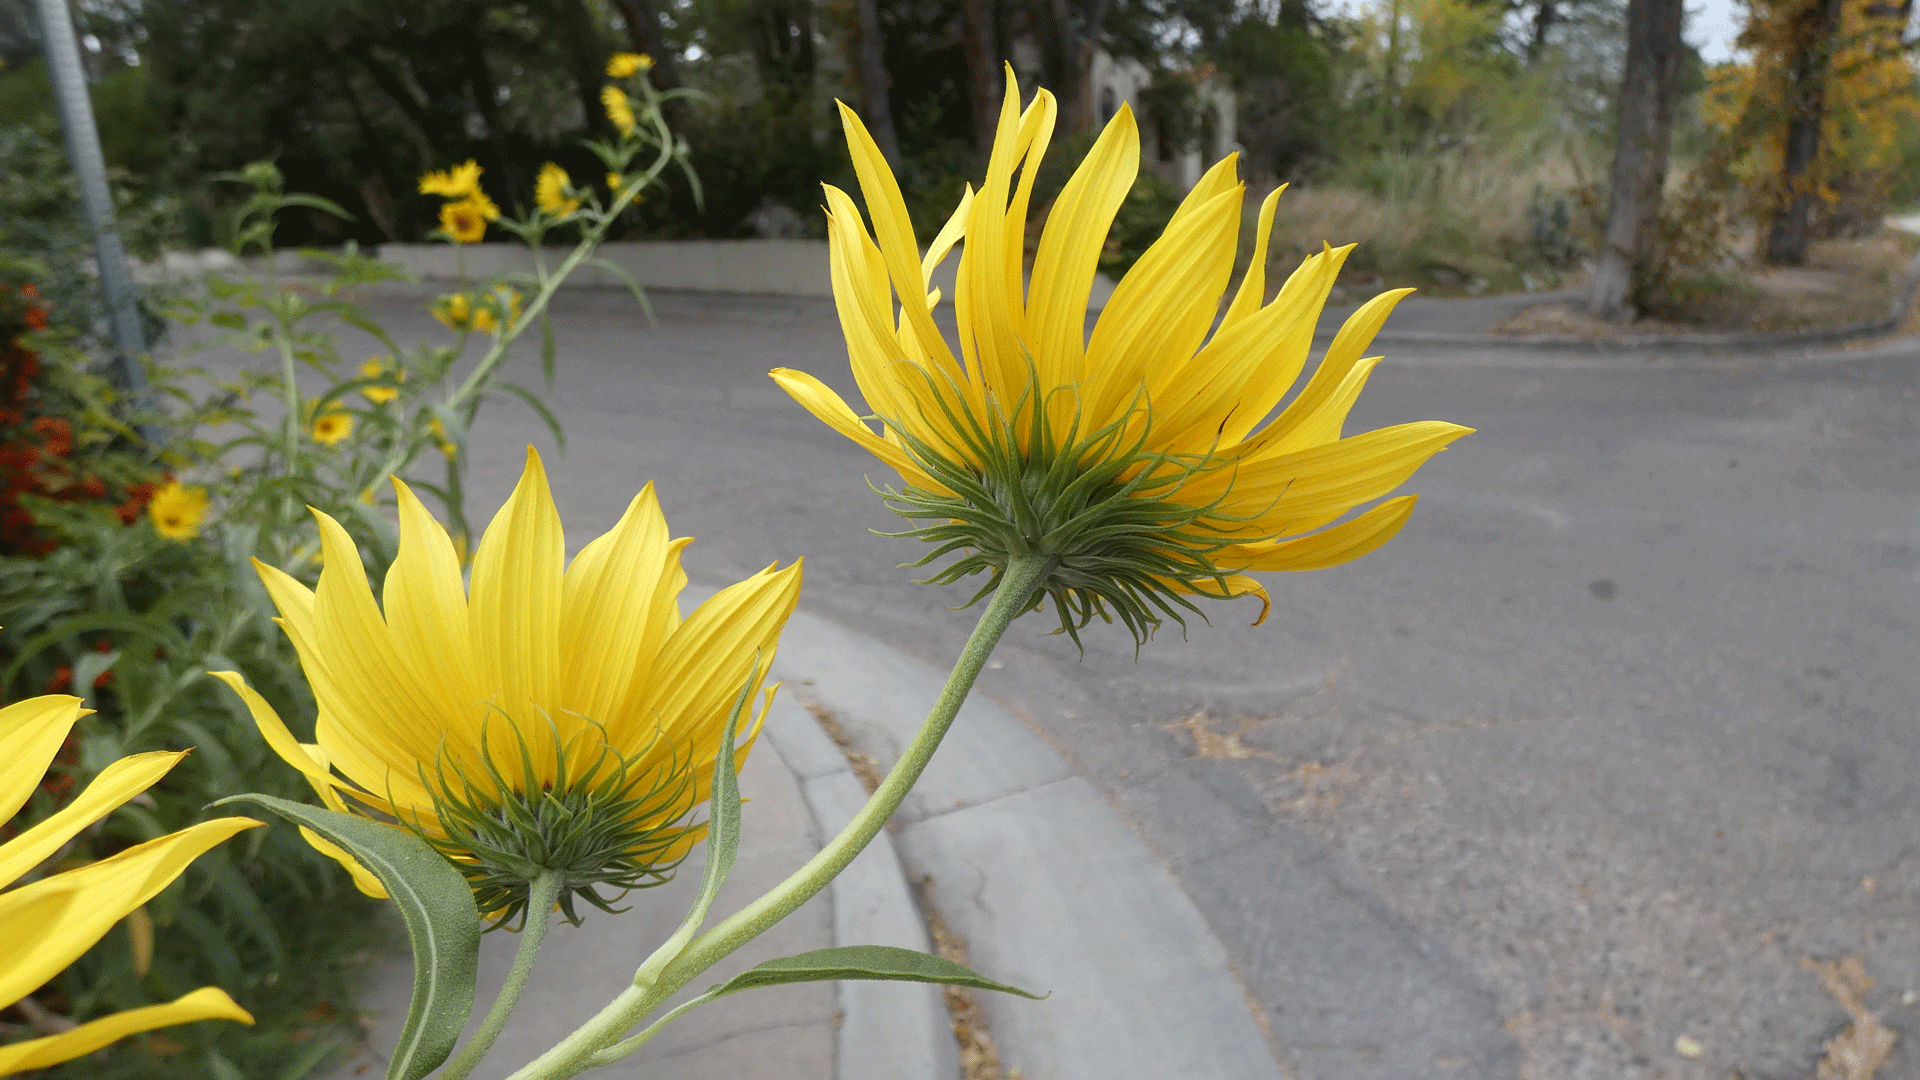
[33,0,154,411]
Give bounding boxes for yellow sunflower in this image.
[417,160,482,199]
[602,85,637,137]
[439,192,498,244]
[535,162,581,218]
[146,481,208,542]
[214,448,802,924]
[0,696,260,1074]
[771,72,1471,639]
[606,52,652,78]
[311,410,354,448]
[432,292,475,332]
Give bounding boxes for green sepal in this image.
[706,945,1046,1001]
[632,672,755,989]
[214,794,480,1080]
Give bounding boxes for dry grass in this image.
[1256,147,1592,297]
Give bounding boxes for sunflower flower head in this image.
[606,52,652,78]
[602,85,637,137]
[359,356,405,404]
[418,160,482,198]
[439,191,499,244]
[146,481,208,542]
[311,409,353,448]
[0,696,260,1073]
[536,162,582,218]
[432,292,475,332]
[214,449,802,927]
[771,71,1472,646]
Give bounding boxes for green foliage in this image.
[1099,172,1186,279]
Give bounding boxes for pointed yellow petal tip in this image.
[1247,581,1272,626]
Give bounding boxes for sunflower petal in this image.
[0,987,252,1074]
[0,817,261,1007]
[0,695,86,825]
[298,825,390,899]
[1224,495,1419,572]
[1083,186,1243,428]
[619,562,800,758]
[560,483,678,734]
[383,480,485,746]
[1199,421,1473,526]
[1220,184,1287,332]
[769,368,946,491]
[467,448,566,773]
[0,751,183,891]
[1029,103,1139,390]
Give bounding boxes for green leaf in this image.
[707,946,1045,1001]
[208,310,249,330]
[214,795,480,1080]
[497,381,567,452]
[632,674,754,990]
[585,257,655,325]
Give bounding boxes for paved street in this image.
[274,284,1920,1080]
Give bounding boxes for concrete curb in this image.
[758,694,961,1080]
[767,607,1287,1080]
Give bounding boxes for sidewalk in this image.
[322,603,1283,1080]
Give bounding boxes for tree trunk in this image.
[959,0,1000,151]
[611,0,688,129]
[1584,0,1684,321]
[854,0,900,162]
[1028,0,1110,132]
[1764,0,1846,265]
[1527,0,1558,61]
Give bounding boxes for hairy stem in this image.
[502,553,1053,1080]
[442,871,564,1080]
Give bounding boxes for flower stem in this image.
[501,553,1053,1080]
[442,871,564,1080]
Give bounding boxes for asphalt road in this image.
[217,285,1920,1080]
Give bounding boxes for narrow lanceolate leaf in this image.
[216,795,480,1080]
[707,945,1046,1001]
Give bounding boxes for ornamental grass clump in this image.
[774,70,1472,643]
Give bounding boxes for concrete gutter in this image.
[768,606,1287,1080]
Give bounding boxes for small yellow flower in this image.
[312,411,354,448]
[606,52,652,78]
[429,417,457,460]
[439,192,498,244]
[359,487,378,506]
[0,696,261,1073]
[606,171,624,193]
[146,482,208,542]
[432,293,474,332]
[418,160,482,198]
[471,307,497,335]
[602,85,637,137]
[359,357,404,404]
[536,163,580,218]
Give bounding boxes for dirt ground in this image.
[1488,230,1920,337]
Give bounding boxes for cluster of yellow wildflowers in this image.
[0,696,260,1073]
[419,160,500,244]
[358,355,406,404]
[600,52,651,139]
[430,288,522,336]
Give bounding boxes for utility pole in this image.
[33,0,153,419]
